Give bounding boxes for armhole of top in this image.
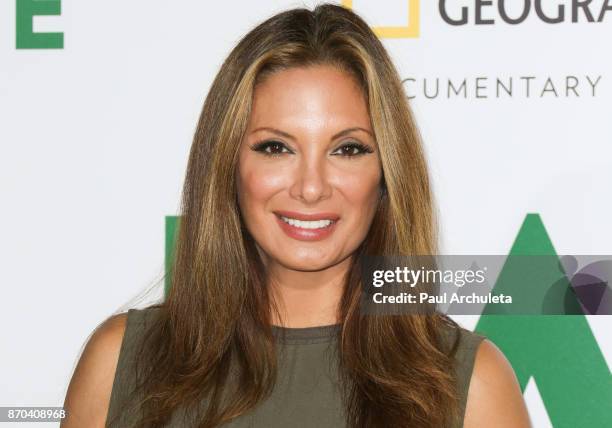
[454,327,486,428]
[106,308,138,425]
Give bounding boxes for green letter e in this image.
[16,0,63,49]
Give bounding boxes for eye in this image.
[250,140,292,156]
[331,142,374,157]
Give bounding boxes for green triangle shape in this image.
[475,213,611,427]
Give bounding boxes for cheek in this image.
[236,160,287,213]
[334,165,382,217]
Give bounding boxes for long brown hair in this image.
[107,3,462,427]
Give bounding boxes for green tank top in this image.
[107,307,485,427]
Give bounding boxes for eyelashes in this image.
[250,140,374,158]
[251,140,292,156]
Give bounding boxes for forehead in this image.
[249,65,370,129]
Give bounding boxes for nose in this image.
[288,153,332,204]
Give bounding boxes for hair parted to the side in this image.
[106,3,464,427]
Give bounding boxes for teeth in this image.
[280,216,334,229]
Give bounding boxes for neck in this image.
[267,256,352,328]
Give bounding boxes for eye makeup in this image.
[250,140,375,158]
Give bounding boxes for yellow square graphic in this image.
[342,0,420,38]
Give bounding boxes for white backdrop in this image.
[0,1,610,427]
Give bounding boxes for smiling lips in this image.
[274,210,339,241]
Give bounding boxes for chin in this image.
[278,254,338,272]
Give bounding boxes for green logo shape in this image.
[16,0,64,49]
[165,216,179,297]
[475,213,611,427]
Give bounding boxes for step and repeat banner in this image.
[1,1,610,427]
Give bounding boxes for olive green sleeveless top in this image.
[107,307,485,427]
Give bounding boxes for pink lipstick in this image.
[273,210,340,241]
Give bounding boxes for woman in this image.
[62,4,530,427]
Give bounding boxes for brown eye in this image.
[251,140,292,156]
[332,142,373,157]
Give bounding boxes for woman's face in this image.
[236,65,382,272]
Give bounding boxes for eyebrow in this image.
[250,126,374,141]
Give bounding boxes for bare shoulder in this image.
[61,312,129,428]
[463,339,532,428]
